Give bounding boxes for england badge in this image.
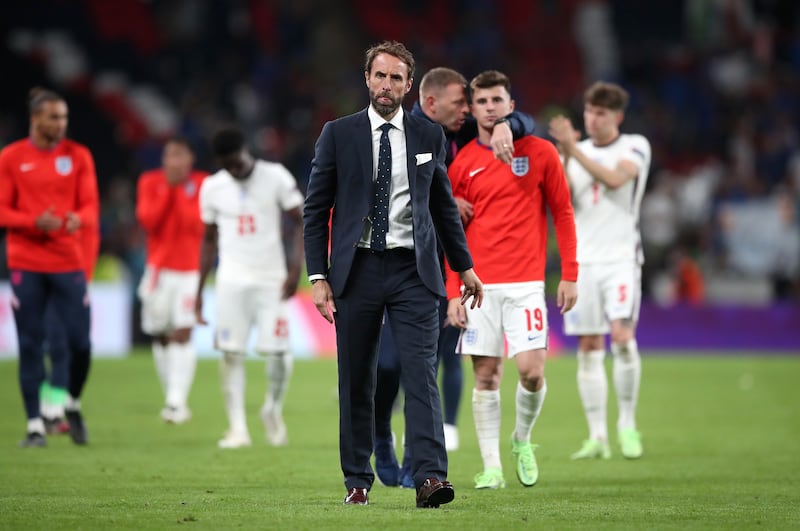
[55,156,73,175]
[511,156,529,177]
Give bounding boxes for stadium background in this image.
[1,0,798,357]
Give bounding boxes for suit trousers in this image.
[334,248,447,490]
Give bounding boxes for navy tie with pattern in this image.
[371,123,392,251]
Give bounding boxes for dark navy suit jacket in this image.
[303,108,472,298]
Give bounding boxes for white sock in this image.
[263,351,293,413]
[27,417,45,434]
[472,388,502,471]
[220,351,248,435]
[577,349,608,442]
[612,339,641,431]
[166,341,196,409]
[65,395,80,412]
[514,380,547,442]
[152,341,168,396]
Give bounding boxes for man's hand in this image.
[194,292,208,325]
[447,297,467,329]
[458,268,484,309]
[490,120,514,164]
[548,115,581,156]
[35,207,62,232]
[312,280,336,323]
[557,280,578,314]
[455,197,474,226]
[64,212,81,234]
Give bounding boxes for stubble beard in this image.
[371,90,401,119]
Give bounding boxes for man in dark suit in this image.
[304,41,483,508]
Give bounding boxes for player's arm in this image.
[542,143,579,314]
[66,148,100,234]
[548,115,636,189]
[0,153,38,229]
[195,222,218,325]
[135,173,175,233]
[282,205,304,300]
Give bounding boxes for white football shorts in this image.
[214,281,289,353]
[457,281,548,358]
[563,262,641,336]
[138,266,199,335]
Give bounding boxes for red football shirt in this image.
[136,168,207,271]
[446,136,578,300]
[0,138,99,273]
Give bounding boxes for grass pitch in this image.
[1,350,798,530]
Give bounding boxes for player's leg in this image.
[572,334,611,459]
[215,283,252,448]
[10,270,49,447]
[606,264,643,459]
[137,266,171,413]
[504,282,550,486]
[255,287,292,447]
[162,270,200,424]
[51,271,91,445]
[374,311,401,485]
[510,348,546,487]
[563,264,612,459]
[460,287,506,489]
[437,296,462,452]
[42,301,70,434]
[471,356,505,489]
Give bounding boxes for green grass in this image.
[1,351,799,530]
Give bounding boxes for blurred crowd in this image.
[1,0,798,305]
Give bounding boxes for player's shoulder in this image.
[201,169,232,190]
[518,135,560,158]
[0,138,29,160]
[138,168,164,182]
[61,139,93,159]
[619,133,651,160]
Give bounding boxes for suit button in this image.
[352,243,357,247]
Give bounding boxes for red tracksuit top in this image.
[136,168,207,271]
[446,135,578,300]
[0,138,99,273]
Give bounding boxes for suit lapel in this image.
[404,114,419,198]
[355,109,373,194]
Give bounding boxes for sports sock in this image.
[514,380,547,442]
[263,351,293,414]
[40,382,53,418]
[220,351,248,435]
[472,388,502,470]
[152,341,168,395]
[612,339,641,432]
[577,349,608,441]
[27,417,45,435]
[48,386,68,418]
[65,395,81,412]
[166,341,196,409]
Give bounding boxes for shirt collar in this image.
[368,104,405,132]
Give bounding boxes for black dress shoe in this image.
[416,478,454,508]
[344,487,368,505]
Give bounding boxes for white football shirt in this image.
[200,159,303,284]
[565,133,651,264]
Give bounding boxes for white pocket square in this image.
[415,153,432,165]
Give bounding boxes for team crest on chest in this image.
[511,156,529,177]
[183,181,197,197]
[55,156,73,176]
